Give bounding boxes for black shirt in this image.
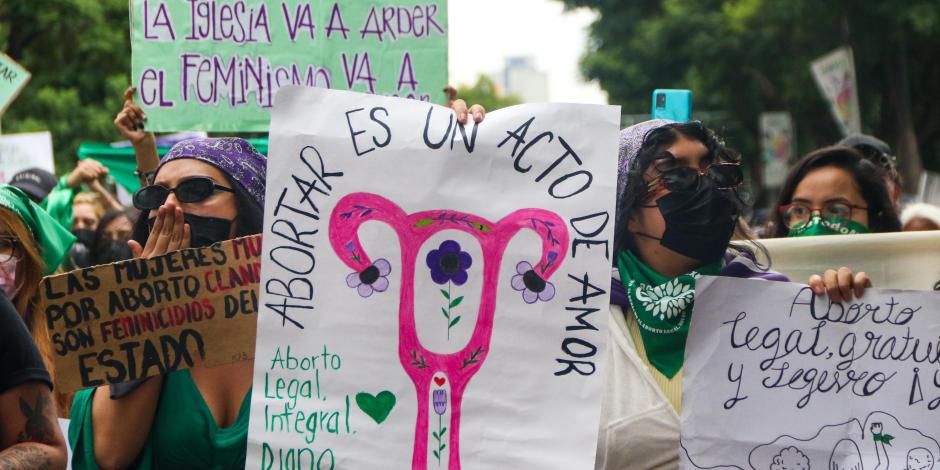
[0,294,52,393]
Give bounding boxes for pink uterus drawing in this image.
[329,192,568,470]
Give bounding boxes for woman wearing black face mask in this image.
[69,137,266,470]
[595,120,872,469]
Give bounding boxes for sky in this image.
[448,0,608,105]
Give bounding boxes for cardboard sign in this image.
[0,52,30,115]
[681,277,940,469]
[0,131,55,183]
[40,235,262,392]
[247,87,619,469]
[811,47,861,137]
[130,0,448,132]
[757,231,940,291]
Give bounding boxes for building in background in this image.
[501,57,549,103]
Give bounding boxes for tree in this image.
[561,0,940,194]
[455,75,521,113]
[0,0,130,174]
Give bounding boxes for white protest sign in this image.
[248,86,619,469]
[0,131,54,183]
[758,231,940,291]
[681,276,940,470]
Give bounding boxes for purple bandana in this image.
[157,137,267,208]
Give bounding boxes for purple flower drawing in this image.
[511,261,556,304]
[426,240,472,286]
[433,389,447,416]
[346,258,391,298]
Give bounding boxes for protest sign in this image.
[681,276,940,469]
[248,86,619,469]
[40,235,261,393]
[758,231,940,291]
[0,52,30,116]
[759,112,795,188]
[0,131,55,183]
[811,47,861,136]
[130,0,448,132]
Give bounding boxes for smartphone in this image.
[651,89,693,122]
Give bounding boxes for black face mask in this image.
[72,228,95,248]
[147,213,233,248]
[93,239,134,265]
[639,184,739,263]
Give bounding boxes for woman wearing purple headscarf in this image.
[597,120,871,468]
[68,137,266,470]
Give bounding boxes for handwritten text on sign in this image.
[131,0,448,132]
[680,277,940,470]
[248,87,619,469]
[0,52,30,115]
[40,235,262,392]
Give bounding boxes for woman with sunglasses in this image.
[69,137,265,470]
[596,121,872,469]
[770,146,901,239]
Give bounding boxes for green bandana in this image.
[0,186,76,274]
[873,433,894,445]
[787,215,870,237]
[616,250,721,378]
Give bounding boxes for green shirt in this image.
[69,370,251,470]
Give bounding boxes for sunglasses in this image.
[133,177,234,211]
[646,157,744,195]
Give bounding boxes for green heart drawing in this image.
[356,391,397,424]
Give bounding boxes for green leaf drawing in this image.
[433,450,440,459]
[449,296,464,308]
[440,443,447,451]
[441,427,447,435]
[440,289,450,299]
[415,218,435,227]
[449,316,461,328]
[432,431,439,440]
[441,307,449,319]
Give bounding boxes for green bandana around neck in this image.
[0,186,76,274]
[787,215,870,238]
[616,249,721,378]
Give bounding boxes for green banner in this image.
[130,0,449,132]
[0,52,30,115]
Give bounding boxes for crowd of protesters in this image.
[0,84,938,470]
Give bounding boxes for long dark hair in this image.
[131,173,263,246]
[770,146,901,237]
[614,121,761,262]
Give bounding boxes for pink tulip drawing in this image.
[330,192,568,469]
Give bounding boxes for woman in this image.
[598,120,869,469]
[770,146,901,238]
[89,209,137,265]
[69,137,265,470]
[900,202,940,231]
[0,185,77,413]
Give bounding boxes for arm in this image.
[0,381,67,470]
[89,377,163,470]
[87,180,122,211]
[91,206,190,470]
[114,86,159,187]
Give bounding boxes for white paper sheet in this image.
[681,276,940,470]
[247,86,619,469]
[758,231,940,291]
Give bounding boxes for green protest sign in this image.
[0,52,30,116]
[130,0,448,132]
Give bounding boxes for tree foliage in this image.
[455,75,521,113]
[562,0,940,190]
[0,0,130,173]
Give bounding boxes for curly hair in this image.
[614,121,752,259]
